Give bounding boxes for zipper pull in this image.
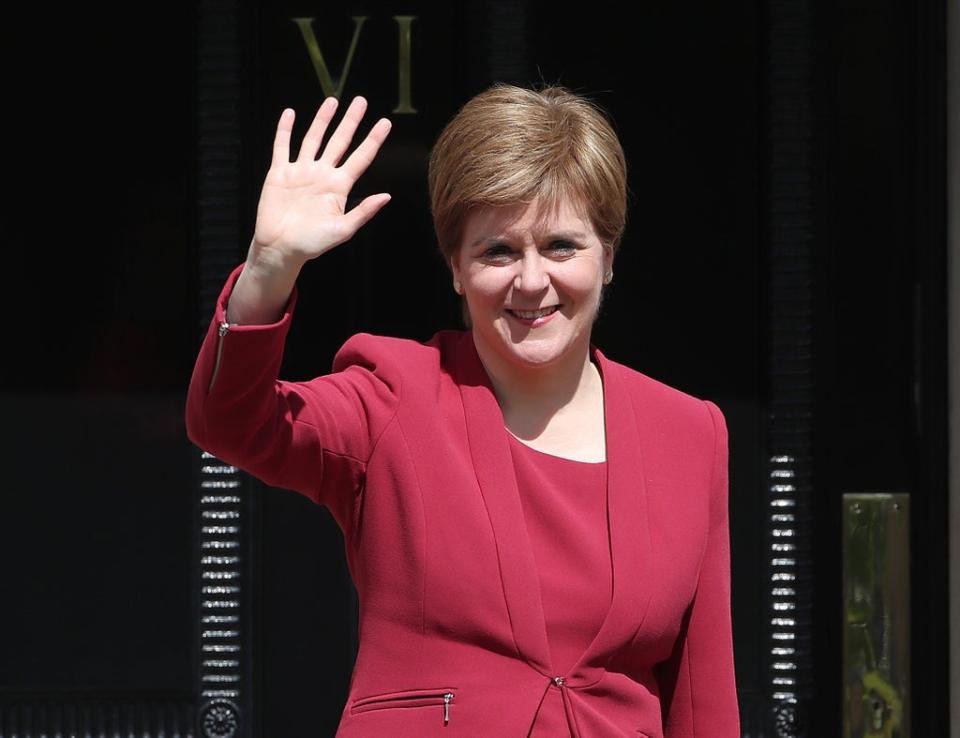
[443,692,453,725]
[208,321,232,393]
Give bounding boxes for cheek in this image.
[466,271,510,303]
[559,267,603,297]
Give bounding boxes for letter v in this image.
[291,16,369,99]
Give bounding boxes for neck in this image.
[471,331,599,420]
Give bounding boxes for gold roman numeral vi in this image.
[291,15,418,114]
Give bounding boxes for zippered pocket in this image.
[350,687,457,725]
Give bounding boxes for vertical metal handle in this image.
[842,493,910,738]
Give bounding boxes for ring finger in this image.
[297,97,339,163]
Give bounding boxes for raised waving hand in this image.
[253,95,392,270]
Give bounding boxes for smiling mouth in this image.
[506,306,560,320]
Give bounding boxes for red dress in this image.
[507,432,612,737]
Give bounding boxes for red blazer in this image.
[185,261,740,738]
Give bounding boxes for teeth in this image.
[511,306,558,320]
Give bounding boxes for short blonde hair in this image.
[428,81,628,267]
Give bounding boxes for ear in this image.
[602,243,614,275]
[449,253,461,281]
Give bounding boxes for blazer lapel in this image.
[453,330,654,685]
[573,339,654,683]
[456,330,553,674]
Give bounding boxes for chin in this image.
[504,345,567,368]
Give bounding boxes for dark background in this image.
[0,1,947,736]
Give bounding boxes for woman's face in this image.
[451,196,613,375]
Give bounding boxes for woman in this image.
[185,84,740,737]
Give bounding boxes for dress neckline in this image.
[506,429,607,465]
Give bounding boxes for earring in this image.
[454,280,462,294]
[603,272,612,284]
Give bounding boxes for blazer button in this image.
[552,676,565,686]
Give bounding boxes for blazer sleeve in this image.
[184,261,402,526]
[654,399,740,737]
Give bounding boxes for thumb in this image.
[343,193,391,234]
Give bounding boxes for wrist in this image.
[246,239,305,279]
[225,240,301,326]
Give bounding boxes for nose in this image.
[514,250,550,293]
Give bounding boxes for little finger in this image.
[270,108,295,169]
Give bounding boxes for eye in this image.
[548,240,577,254]
[481,243,514,260]
[479,240,577,261]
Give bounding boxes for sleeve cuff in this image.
[213,260,300,332]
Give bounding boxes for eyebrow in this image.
[469,231,587,249]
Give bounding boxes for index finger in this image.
[340,117,393,182]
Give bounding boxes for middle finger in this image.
[319,96,368,167]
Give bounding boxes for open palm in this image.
[253,95,392,267]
